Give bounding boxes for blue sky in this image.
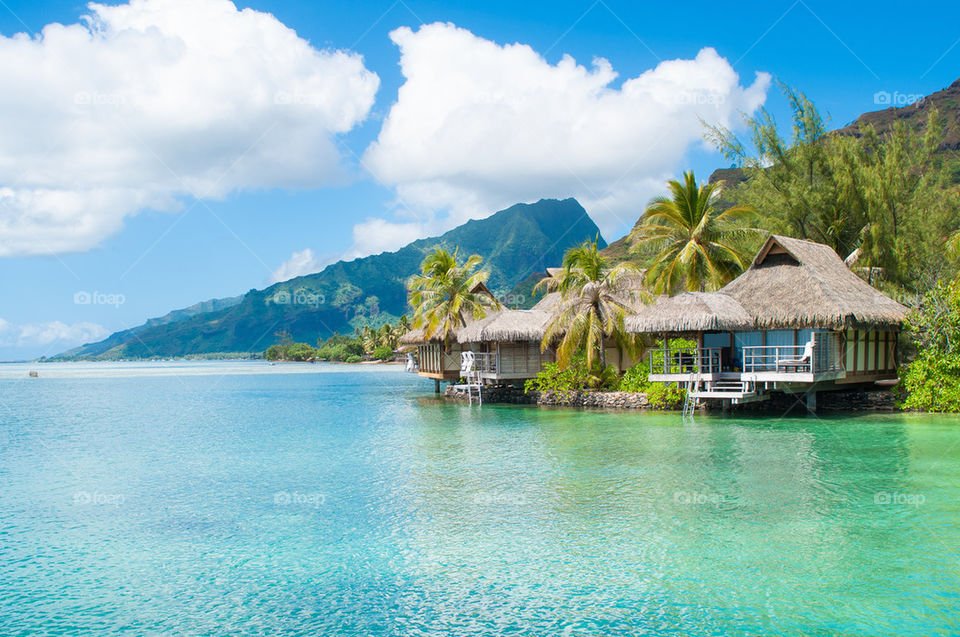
[0,0,958,360]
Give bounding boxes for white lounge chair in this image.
[777,340,814,372]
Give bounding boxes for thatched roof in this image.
[626,292,754,333]
[399,327,432,345]
[531,291,561,311]
[625,235,907,334]
[457,309,551,343]
[722,235,907,330]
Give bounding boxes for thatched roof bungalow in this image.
[722,235,907,330]
[630,235,909,405]
[399,281,499,383]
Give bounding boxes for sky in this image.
[0,0,958,360]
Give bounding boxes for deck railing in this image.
[419,345,462,374]
[472,352,498,375]
[649,347,722,375]
[742,333,842,374]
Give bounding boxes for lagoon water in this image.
[1,361,958,635]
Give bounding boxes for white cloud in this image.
[349,217,430,258]
[0,0,379,256]
[0,317,108,348]
[270,248,334,283]
[362,23,770,246]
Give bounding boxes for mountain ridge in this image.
[54,198,604,359]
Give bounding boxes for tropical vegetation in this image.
[408,248,501,346]
[897,280,960,412]
[523,346,685,409]
[538,237,646,370]
[263,317,412,362]
[523,357,620,397]
[629,170,761,294]
[704,83,960,292]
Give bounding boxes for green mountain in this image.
[51,295,244,360]
[56,198,604,359]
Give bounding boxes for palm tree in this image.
[629,171,761,295]
[408,248,500,346]
[359,326,377,353]
[538,237,646,370]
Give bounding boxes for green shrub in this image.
[285,342,317,361]
[899,279,960,412]
[345,354,362,363]
[524,356,619,396]
[371,344,395,360]
[898,353,960,412]
[617,359,686,409]
[644,382,687,409]
[265,344,284,361]
[618,362,650,393]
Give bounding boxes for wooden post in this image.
[434,378,441,394]
[697,332,704,372]
[874,331,880,371]
[663,334,668,374]
[853,330,866,374]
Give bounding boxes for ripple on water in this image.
[1,368,959,635]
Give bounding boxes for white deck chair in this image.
[777,340,815,372]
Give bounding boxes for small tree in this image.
[408,248,500,347]
[898,279,960,411]
[538,237,646,371]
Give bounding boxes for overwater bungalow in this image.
[455,306,556,383]
[627,235,908,408]
[403,266,648,390]
[400,284,558,388]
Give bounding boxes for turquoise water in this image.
[1,362,959,635]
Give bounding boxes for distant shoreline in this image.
[0,359,408,380]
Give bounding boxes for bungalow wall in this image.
[839,329,898,382]
[605,344,640,373]
[482,341,554,379]
[416,343,464,379]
